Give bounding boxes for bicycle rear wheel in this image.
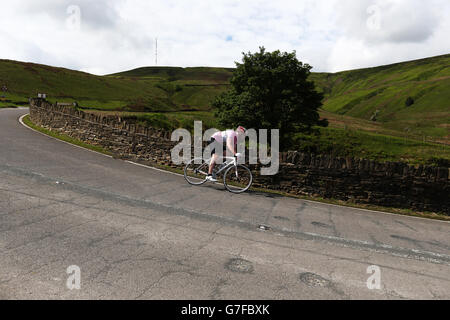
[224,165,253,193]
[184,158,209,185]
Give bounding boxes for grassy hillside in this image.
[112,55,449,144]
[1,55,449,164]
[0,60,232,111]
[2,56,448,133]
[108,66,233,111]
[109,66,233,83]
[310,54,450,144]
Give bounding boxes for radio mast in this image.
[155,38,158,66]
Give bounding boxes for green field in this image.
[85,109,218,132]
[310,54,450,144]
[1,55,449,165]
[0,60,233,112]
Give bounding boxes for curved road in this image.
[0,107,449,299]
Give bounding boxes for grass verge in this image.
[0,103,18,108]
[22,115,112,156]
[23,114,449,221]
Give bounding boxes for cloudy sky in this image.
[1,0,449,75]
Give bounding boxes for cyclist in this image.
[206,126,246,182]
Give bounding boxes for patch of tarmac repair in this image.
[311,221,332,229]
[299,272,332,287]
[299,272,350,298]
[273,216,290,221]
[226,258,254,274]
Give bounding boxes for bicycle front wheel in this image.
[184,158,209,185]
[224,165,253,193]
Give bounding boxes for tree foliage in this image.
[213,47,327,150]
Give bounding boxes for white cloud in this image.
[335,0,440,44]
[0,0,448,74]
[327,0,450,71]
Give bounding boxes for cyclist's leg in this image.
[209,154,218,175]
[207,149,220,182]
[207,138,218,175]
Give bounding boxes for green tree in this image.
[213,47,327,150]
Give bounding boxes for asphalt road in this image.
[0,107,449,300]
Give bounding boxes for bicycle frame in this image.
[212,156,237,175]
[191,157,237,177]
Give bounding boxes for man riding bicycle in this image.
[206,126,246,182]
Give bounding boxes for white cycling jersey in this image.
[211,130,237,144]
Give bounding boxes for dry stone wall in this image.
[29,98,449,215]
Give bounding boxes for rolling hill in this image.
[0,54,448,153]
[310,54,450,143]
[0,60,233,112]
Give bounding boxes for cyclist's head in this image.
[236,126,247,135]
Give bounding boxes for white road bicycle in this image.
[184,156,253,193]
